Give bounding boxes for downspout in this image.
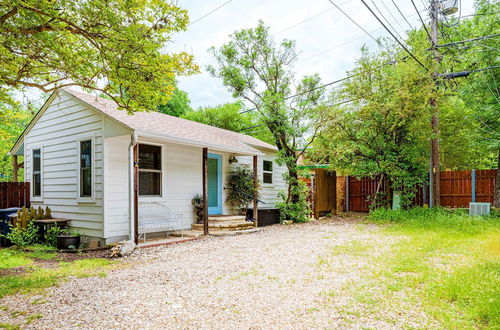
[128,132,138,241]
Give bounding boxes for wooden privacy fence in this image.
[339,169,496,212]
[441,169,496,208]
[0,182,30,209]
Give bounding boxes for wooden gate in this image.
[313,169,336,218]
[0,182,30,209]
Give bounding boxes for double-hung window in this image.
[138,144,162,196]
[32,148,42,197]
[263,160,273,184]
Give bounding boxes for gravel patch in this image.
[0,217,436,329]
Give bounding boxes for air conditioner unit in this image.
[469,202,491,216]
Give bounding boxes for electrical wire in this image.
[390,0,414,31]
[410,0,433,44]
[326,0,382,46]
[240,58,400,114]
[188,0,233,26]
[299,10,426,63]
[371,0,406,40]
[360,0,430,72]
[435,33,500,48]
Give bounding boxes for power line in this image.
[378,0,407,33]
[410,0,432,44]
[299,10,426,63]
[390,0,414,31]
[360,0,430,72]
[326,0,382,46]
[188,0,233,26]
[370,0,406,42]
[240,59,399,114]
[274,7,336,35]
[434,33,500,48]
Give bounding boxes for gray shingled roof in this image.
[64,89,277,155]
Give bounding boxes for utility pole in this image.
[429,0,441,207]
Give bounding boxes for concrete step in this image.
[192,221,255,231]
[208,215,246,222]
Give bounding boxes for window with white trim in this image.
[138,144,162,196]
[32,148,41,197]
[263,160,273,184]
[79,140,92,197]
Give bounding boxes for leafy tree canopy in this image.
[208,21,328,221]
[0,0,199,112]
[157,87,192,117]
[0,99,35,181]
[181,101,274,144]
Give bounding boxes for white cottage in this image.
[9,89,287,244]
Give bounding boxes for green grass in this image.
[0,248,113,299]
[367,207,500,329]
[0,250,33,269]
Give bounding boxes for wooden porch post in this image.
[133,144,139,244]
[12,155,18,182]
[253,155,258,227]
[202,148,209,235]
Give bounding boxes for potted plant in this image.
[226,164,260,215]
[191,194,204,224]
[56,229,81,250]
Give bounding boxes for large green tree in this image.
[0,0,198,111]
[0,100,34,181]
[181,102,274,143]
[157,87,192,117]
[312,45,434,208]
[208,21,327,221]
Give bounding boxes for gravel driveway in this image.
[0,217,436,329]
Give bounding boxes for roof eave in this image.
[136,131,264,156]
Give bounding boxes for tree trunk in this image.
[494,149,500,208]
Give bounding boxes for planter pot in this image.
[57,235,81,250]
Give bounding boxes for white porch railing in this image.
[138,202,184,242]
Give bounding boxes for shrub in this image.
[277,178,311,223]
[5,222,40,247]
[46,225,62,247]
[191,194,204,223]
[226,164,259,214]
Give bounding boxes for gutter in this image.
[128,132,138,241]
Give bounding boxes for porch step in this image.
[208,215,246,222]
[191,220,255,231]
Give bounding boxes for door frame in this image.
[207,153,222,215]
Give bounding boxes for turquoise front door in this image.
[207,153,222,215]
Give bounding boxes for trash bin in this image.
[0,207,20,247]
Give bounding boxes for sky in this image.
[170,0,475,109]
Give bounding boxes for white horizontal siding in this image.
[235,151,287,208]
[103,134,130,239]
[136,140,203,231]
[24,91,104,237]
